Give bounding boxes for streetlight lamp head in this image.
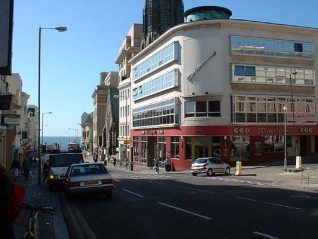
[283,106,287,111]
[55,26,67,32]
[291,70,297,76]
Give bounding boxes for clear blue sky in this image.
[12,0,318,136]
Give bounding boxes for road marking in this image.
[157,202,212,220]
[122,188,144,198]
[253,231,280,239]
[237,197,304,211]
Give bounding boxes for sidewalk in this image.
[107,162,318,192]
[13,167,69,239]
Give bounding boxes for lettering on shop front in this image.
[257,128,286,135]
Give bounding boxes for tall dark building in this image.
[142,0,184,48]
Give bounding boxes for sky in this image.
[12,0,318,136]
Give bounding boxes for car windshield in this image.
[49,154,84,167]
[195,158,207,164]
[70,164,107,176]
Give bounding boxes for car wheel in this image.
[192,172,198,176]
[225,167,231,175]
[207,168,213,177]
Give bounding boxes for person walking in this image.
[10,160,20,181]
[165,157,171,172]
[154,157,160,173]
[22,158,31,181]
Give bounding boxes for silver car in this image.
[64,163,114,199]
[191,157,231,176]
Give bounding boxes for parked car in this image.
[63,163,114,199]
[48,153,84,191]
[191,157,231,176]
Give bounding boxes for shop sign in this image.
[3,114,20,125]
[256,128,285,135]
[233,127,249,134]
[299,127,313,133]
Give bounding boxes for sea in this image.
[43,136,82,150]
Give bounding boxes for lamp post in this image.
[283,106,287,171]
[38,26,67,186]
[41,112,52,145]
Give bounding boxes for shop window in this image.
[171,137,180,159]
[185,137,192,160]
[264,135,284,152]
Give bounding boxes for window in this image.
[171,137,180,159]
[185,100,221,118]
[185,101,195,117]
[230,36,313,59]
[208,101,221,116]
[234,66,245,76]
[245,66,256,76]
[196,101,207,117]
[294,43,303,52]
[185,137,192,160]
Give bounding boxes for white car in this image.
[63,163,114,199]
[48,153,84,191]
[191,157,231,176]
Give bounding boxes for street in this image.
[62,167,318,239]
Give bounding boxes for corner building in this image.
[130,7,318,171]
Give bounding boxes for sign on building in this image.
[0,0,14,75]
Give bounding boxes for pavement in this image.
[13,158,317,239]
[13,166,69,239]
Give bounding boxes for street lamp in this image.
[283,106,287,172]
[38,26,67,186]
[41,112,52,145]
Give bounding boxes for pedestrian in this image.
[113,157,117,166]
[22,158,31,181]
[42,161,50,184]
[154,157,159,173]
[165,157,171,172]
[10,160,20,181]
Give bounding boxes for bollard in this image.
[295,156,302,170]
[235,161,242,175]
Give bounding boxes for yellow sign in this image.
[124,140,131,144]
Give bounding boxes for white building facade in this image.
[115,24,143,166]
[130,11,318,170]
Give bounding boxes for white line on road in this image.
[253,231,280,239]
[122,188,144,198]
[237,197,304,211]
[157,202,212,220]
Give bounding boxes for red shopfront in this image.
[131,125,318,171]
